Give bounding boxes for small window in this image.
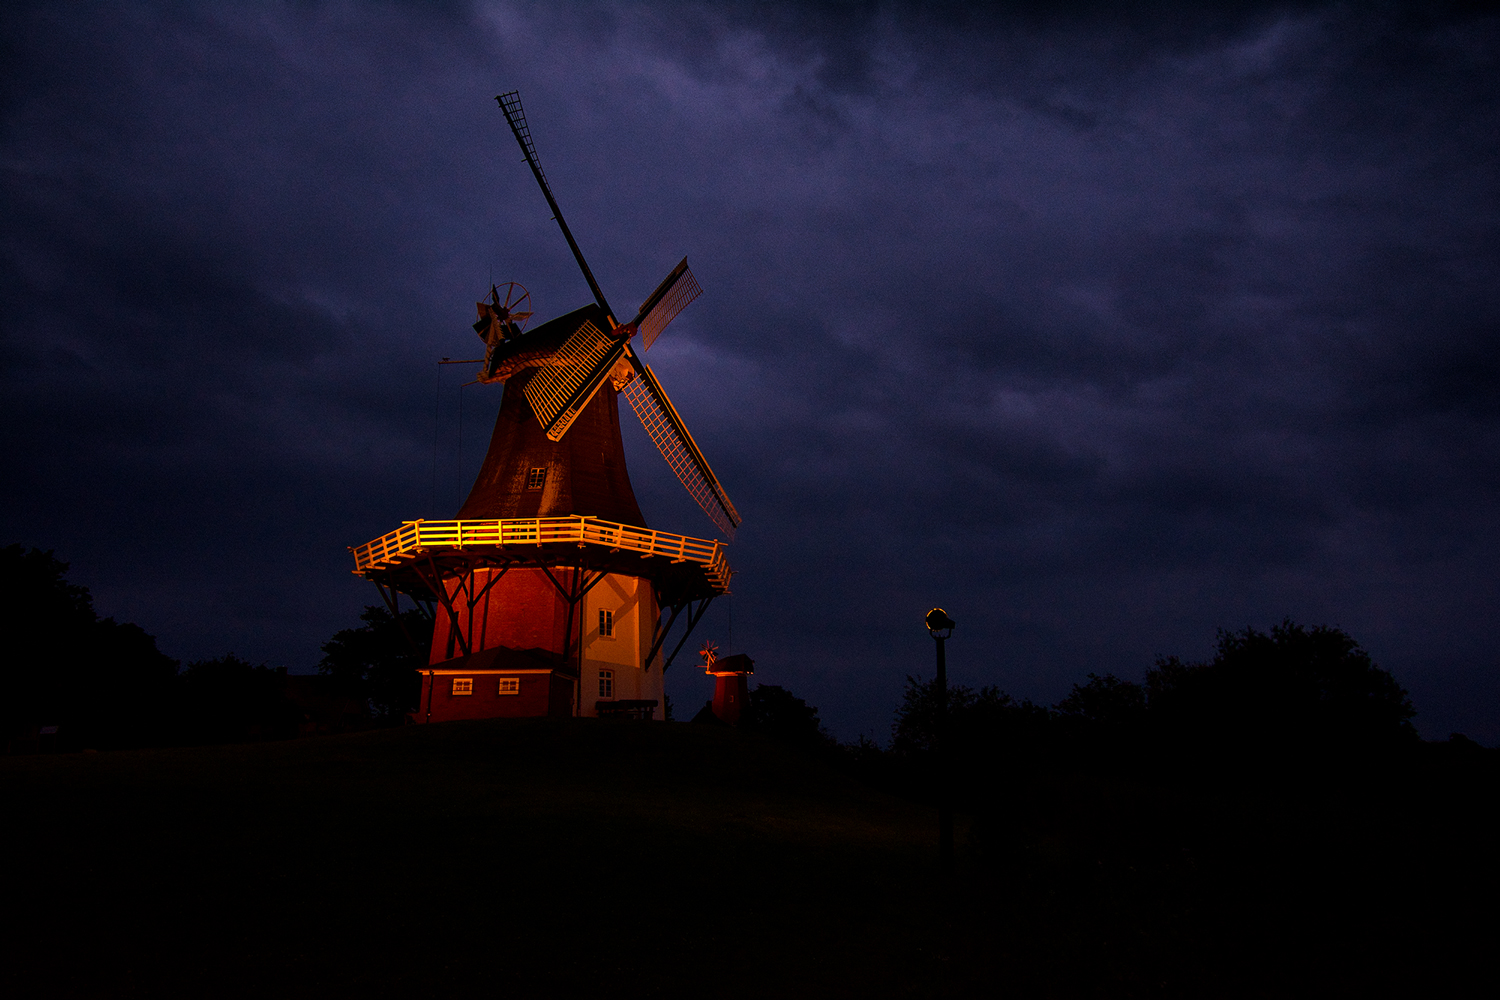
[526,467,547,490]
[598,608,614,638]
[598,670,614,699]
[498,677,520,696]
[452,678,473,696]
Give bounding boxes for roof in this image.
[426,644,568,676]
[707,653,754,676]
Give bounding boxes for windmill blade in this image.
[496,91,615,322]
[523,317,627,441]
[630,258,703,352]
[621,350,741,540]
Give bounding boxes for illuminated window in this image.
[452,678,473,696]
[498,677,520,695]
[598,670,613,699]
[598,608,614,638]
[526,467,547,490]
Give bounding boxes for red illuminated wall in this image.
[429,568,573,665]
[417,670,574,723]
[421,565,655,723]
[712,674,750,726]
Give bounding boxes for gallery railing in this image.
[350,516,731,593]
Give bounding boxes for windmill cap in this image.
[708,653,754,675]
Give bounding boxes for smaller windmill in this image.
[697,640,754,726]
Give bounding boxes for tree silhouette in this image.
[882,620,1415,797]
[1046,671,1151,763]
[892,677,1052,761]
[318,605,431,725]
[1056,673,1146,727]
[1146,620,1417,752]
[2,544,177,749]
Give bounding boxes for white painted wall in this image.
[578,573,664,719]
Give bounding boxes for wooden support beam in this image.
[469,560,512,606]
[662,597,714,674]
[537,562,572,603]
[372,581,425,659]
[542,567,578,670]
[417,553,470,658]
[644,600,686,674]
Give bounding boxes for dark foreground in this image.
[2,720,1494,997]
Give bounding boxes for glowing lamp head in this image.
[925,607,956,636]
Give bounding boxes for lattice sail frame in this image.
[622,360,741,540]
[522,319,626,441]
[498,92,549,197]
[532,260,701,435]
[639,265,702,352]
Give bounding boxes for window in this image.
[598,608,614,638]
[451,678,473,696]
[598,670,614,699]
[498,677,520,696]
[526,467,547,490]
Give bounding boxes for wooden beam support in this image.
[644,600,686,674]
[662,597,714,674]
[372,581,426,659]
[417,553,471,658]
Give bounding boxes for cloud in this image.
[2,0,1498,741]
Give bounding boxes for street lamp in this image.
[925,608,956,637]
[926,607,955,873]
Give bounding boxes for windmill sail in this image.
[633,258,702,352]
[523,317,626,441]
[497,91,615,322]
[496,91,740,538]
[530,259,703,442]
[622,356,741,540]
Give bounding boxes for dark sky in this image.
[4,2,1498,743]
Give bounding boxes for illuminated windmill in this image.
[697,641,755,726]
[348,91,740,723]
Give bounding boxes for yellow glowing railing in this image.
[350,516,731,592]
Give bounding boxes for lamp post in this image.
[925,607,956,873]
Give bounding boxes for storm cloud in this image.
[3,1,1497,740]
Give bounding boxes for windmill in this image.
[347,91,740,724]
[696,640,755,726]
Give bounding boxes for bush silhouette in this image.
[739,684,830,747]
[176,654,300,744]
[887,619,1418,795]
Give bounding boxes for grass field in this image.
[3,719,1495,997]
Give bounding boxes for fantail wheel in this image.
[487,281,533,331]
